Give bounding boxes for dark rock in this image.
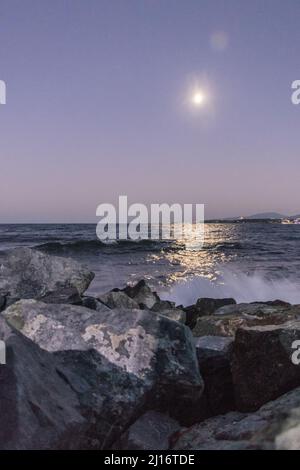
[156,308,186,323]
[231,320,300,411]
[81,296,111,312]
[195,336,235,416]
[151,301,186,323]
[151,300,176,312]
[123,280,160,309]
[38,287,82,305]
[192,303,300,337]
[253,299,291,308]
[184,298,236,328]
[172,386,300,450]
[3,300,204,429]
[0,247,94,305]
[0,316,89,449]
[97,291,139,310]
[0,295,6,312]
[118,411,180,450]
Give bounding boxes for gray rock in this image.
[3,300,204,428]
[231,320,300,411]
[173,386,300,450]
[195,336,235,416]
[151,300,186,323]
[123,280,160,309]
[119,411,180,450]
[151,300,176,312]
[0,295,6,312]
[156,308,186,324]
[97,291,140,310]
[0,247,94,305]
[81,296,111,312]
[37,286,82,305]
[0,316,89,449]
[185,298,236,328]
[192,303,300,337]
[255,299,291,308]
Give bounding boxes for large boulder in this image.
[3,300,204,430]
[184,298,236,328]
[195,336,235,416]
[172,386,300,450]
[0,316,89,449]
[192,303,300,337]
[0,247,94,305]
[231,320,300,411]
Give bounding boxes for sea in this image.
[1,222,300,305]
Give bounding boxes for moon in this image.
[190,90,207,108]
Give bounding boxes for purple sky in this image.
[1,0,300,222]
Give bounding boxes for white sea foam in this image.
[162,268,300,306]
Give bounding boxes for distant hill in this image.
[245,212,286,219]
[218,212,300,222]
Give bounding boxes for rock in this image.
[151,301,186,323]
[97,291,140,310]
[0,295,6,312]
[172,386,300,450]
[0,247,94,305]
[156,308,186,324]
[37,287,82,305]
[254,299,291,308]
[151,300,175,311]
[231,320,300,411]
[192,303,300,337]
[3,300,204,429]
[81,296,111,312]
[0,316,89,449]
[118,411,180,450]
[195,336,235,416]
[171,411,253,450]
[123,280,160,309]
[184,298,236,328]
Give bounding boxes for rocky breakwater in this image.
[0,247,203,449]
[1,247,300,449]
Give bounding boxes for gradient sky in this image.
[1,0,300,222]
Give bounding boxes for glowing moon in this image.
[192,91,205,106]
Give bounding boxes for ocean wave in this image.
[207,242,244,251]
[35,238,177,254]
[162,267,300,305]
